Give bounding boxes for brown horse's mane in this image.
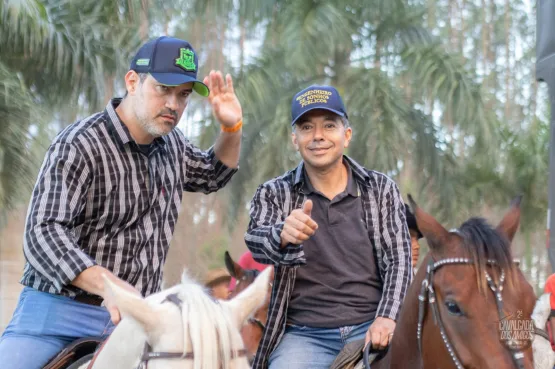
[456,217,518,293]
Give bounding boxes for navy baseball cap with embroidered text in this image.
[130,36,209,97]
[291,85,348,126]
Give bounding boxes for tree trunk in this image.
[504,0,512,123]
[448,0,454,50]
[140,0,149,42]
[487,0,497,83]
[427,0,435,30]
[530,79,538,127]
[103,74,114,107]
[374,38,382,69]
[481,0,489,89]
[239,13,246,77]
[459,0,466,54]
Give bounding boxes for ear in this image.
[224,251,245,280]
[222,267,272,329]
[124,70,141,96]
[102,274,160,331]
[407,194,452,252]
[496,195,522,243]
[344,126,352,148]
[291,132,299,151]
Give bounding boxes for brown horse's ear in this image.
[408,194,452,252]
[225,251,245,280]
[496,195,522,243]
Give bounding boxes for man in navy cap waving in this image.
[245,85,412,369]
[0,36,243,369]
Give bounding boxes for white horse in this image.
[532,293,555,369]
[76,267,272,369]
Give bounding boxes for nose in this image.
[165,93,181,112]
[312,124,325,141]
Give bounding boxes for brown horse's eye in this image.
[445,300,464,316]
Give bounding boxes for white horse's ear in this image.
[222,267,272,328]
[102,274,161,331]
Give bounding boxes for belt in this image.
[73,294,104,306]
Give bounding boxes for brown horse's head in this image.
[224,251,273,363]
[409,195,535,369]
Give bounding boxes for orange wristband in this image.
[221,119,243,133]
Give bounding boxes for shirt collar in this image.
[293,155,369,194]
[300,160,359,197]
[105,98,167,149]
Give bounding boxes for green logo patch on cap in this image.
[175,48,196,72]
[136,58,150,66]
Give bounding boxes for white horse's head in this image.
[88,267,272,369]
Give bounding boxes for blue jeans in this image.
[0,287,115,369]
[269,319,372,369]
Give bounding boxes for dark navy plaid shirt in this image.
[245,156,412,368]
[21,98,237,297]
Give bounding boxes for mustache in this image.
[157,109,178,120]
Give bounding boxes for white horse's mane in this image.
[176,270,243,369]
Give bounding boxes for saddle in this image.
[42,336,104,369]
[329,339,386,369]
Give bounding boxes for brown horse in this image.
[370,195,536,369]
[224,251,273,363]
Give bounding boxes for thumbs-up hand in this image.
[302,199,313,216]
[280,199,318,248]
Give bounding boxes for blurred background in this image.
[0,0,550,332]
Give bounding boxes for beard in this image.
[137,115,173,138]
[132,95,176,138]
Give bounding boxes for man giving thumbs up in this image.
[244,85,412,369]
[280,200,318,247]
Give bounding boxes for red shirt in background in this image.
[229,251,269,290]
[544,273,555,351]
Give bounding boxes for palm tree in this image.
[0,0,143,215]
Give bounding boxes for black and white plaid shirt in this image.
[245,157,412,369]
[21,98,237,297]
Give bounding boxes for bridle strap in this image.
[86,336,111,369]
[141,349,248,362]
[535,326,550,341]
[248,317,266,331]
[417,257,527,369]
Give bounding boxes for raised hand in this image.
[280,200,318,248]
[203,71,243,128]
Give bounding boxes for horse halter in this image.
[138,293,247,369]
[417,257,532,369]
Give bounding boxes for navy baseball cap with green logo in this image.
[291,85,348,126]
[130,36,209,97]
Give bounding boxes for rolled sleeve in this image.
[182,142,237,193]
[23,142,96,294]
